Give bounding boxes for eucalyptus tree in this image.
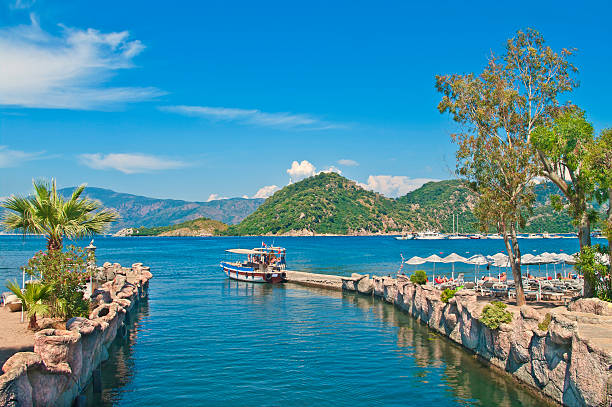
[435,28,579,305]
[587,128,612,262]
[532,108,597,250]
[1,179,119,251]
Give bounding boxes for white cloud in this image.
[253,185,280,199]
[78,153,186,174]
[319,166,342,175]
[206,193,228,202]
[0,145,45,167]
[10,0,36,9]
[0,15,164,109]
[286,160,316,182]
[160,105,340,130]
[359,175,439,198]
[337,159,359,167]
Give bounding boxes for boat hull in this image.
[221,262,286,283]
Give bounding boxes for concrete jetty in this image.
[286,270,612,407]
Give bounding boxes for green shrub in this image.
[441,288,457,303]
[479,301,513,329]
[410,270,427,285]
[575,245,611,302]
[22,245,92,320]
[538,313,552,331]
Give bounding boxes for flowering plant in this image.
[22,245,92,319]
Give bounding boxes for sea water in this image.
[1,235,590,406]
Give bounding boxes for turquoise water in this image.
[0,236,588,406]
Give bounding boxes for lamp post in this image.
[86,240,97,297]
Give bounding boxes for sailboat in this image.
[448,213,469,239]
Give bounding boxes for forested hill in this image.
[225,173,575,236]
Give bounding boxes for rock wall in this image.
[0,263,152,407]
[342,274,612,407]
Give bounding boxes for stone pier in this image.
[0,263,152,407]
[287,271,612,407]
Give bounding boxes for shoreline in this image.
[284,270,612,407]
[0,263,153,407]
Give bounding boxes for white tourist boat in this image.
[395,232,415,240]
[447,234,469,240]
[220,246,287,283]
[414,231,447,240]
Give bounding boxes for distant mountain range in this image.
[225,172,576,235]
[1,176,580,236]
[58,187,264,231]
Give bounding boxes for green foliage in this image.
[223,173,580,235]
[23,245,91,319]
[479,301,513,330]
[132,217,228,236]
[538,313,552,331]
[1,179,118,250]
[6,280,52,329]
[532,108,597,225]
[410,270,427,285]
[575,245,611,302]
[441,287,458,303]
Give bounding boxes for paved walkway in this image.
[0,306,35,368]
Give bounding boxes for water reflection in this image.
[81,301,149,407]
[343,292,554,407]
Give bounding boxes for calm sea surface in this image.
[1,235,595,406]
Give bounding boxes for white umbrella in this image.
[467,254,490,282]
[404,256,427,265]
[424,254,445,281]
[442,253,468,280]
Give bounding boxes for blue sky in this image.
[1,0,610,201]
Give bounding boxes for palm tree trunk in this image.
[28,314,38,330]
[47,235,63,251]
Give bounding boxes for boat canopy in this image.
[226,249,262,255]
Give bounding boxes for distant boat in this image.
[485,234,504,240]
[395,232,415,240]
[448,234,469,240]
[221,246,287,283]
[414,231,446,240]
[469,234,484,239]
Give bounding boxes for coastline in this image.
[285,270,612,407]
[0,263,152,407]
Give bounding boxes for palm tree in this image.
[1,179,119,251]
[6,280,52,330]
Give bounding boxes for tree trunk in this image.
[577,211,592,249]
[47,236,63,252]
[578,211,595,297]
[607,188,612,273]
[28,314,38,330]
[502,225,525,306]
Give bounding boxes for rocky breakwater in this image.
[0,263,152,407]
[342,274,612,407]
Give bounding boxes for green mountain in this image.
[58,187,264,231]
[128,217,228,237]
[226,173,398,235]
[225,173,578,236]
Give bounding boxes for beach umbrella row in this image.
[402,251,600,281]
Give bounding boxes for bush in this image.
[441,286,462,303]
[538,313,552,331]
[479,301,513,329]
[410,270,427,285]
[575,245,611,302]
[22,245,92,320]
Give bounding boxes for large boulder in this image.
[568,298,612,316]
